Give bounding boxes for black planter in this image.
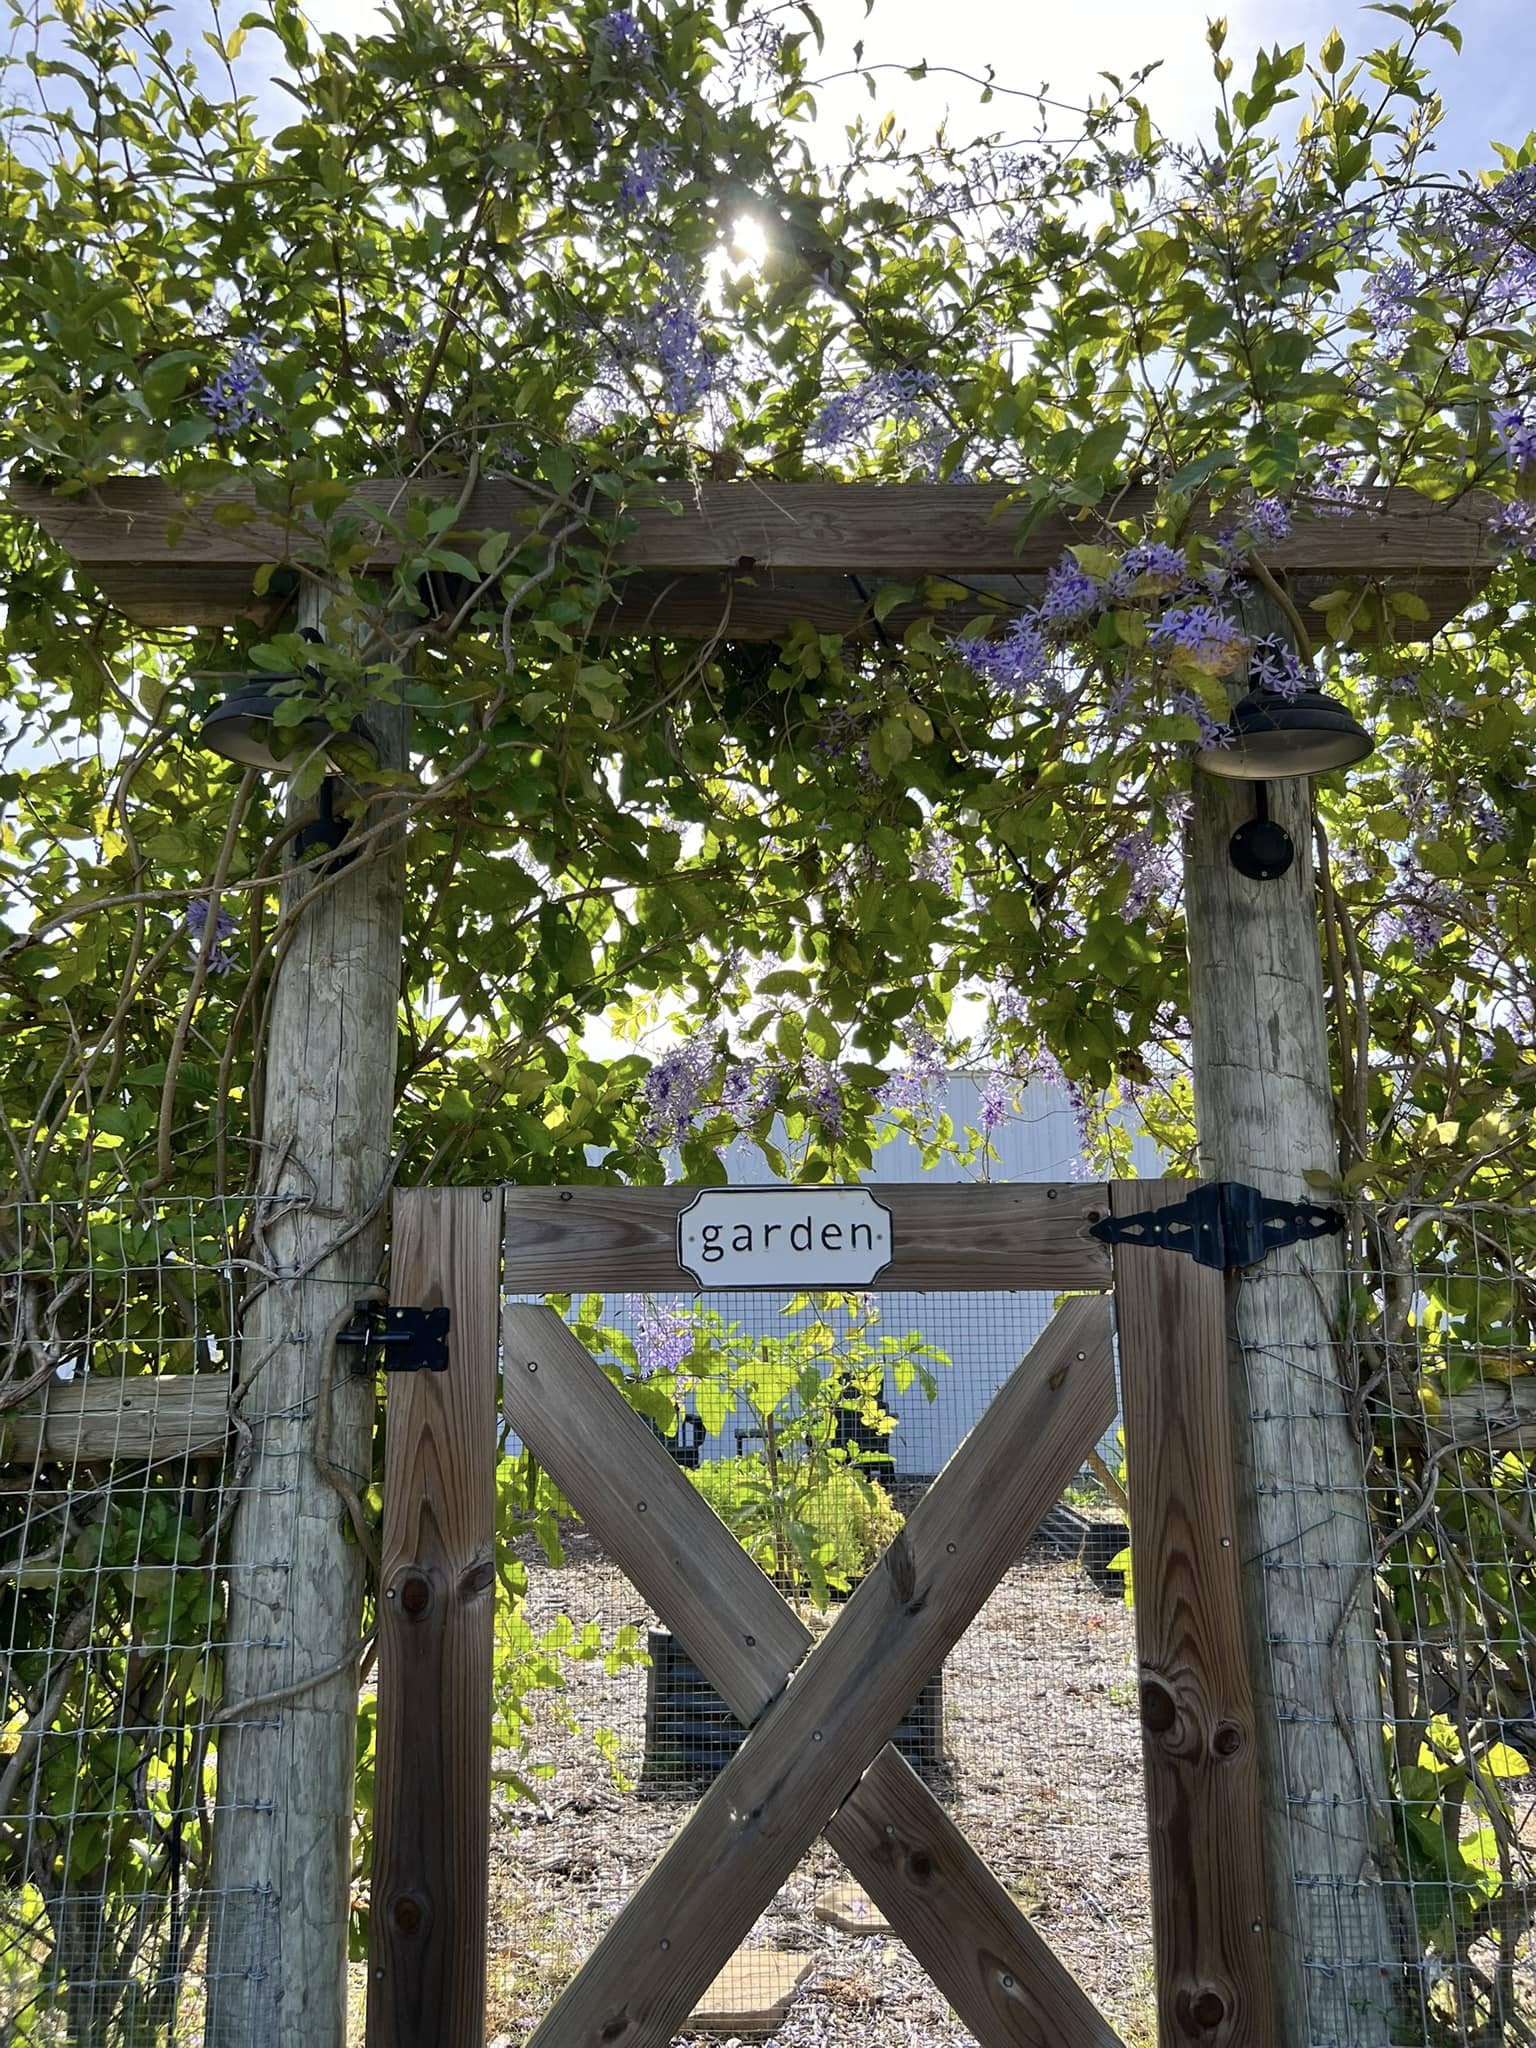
[641,1626,944,1788]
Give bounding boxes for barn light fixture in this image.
[196,631,377,775]
[1194,656,1374,883]
[1194,681,1373,783]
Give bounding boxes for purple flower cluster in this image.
[618,143,669,213]
[1494,406,1536,473]
[623,269,723,414]
[1150,604,1248,678]
[1249,634,1312,700]
[1244,498,1292,546]
[913,828,958,891]
[1111,827,1179,919]
[879,1026,946,1120]
[630,1295,694,1378]
[200,343,264,435]
[1490,501,1536,561]
[594,6,651,59]
[1310,452,1367,518]
[1363,258,1416,338]
[1168,688,1233,750]
[813,703,869,763]
[184,898,238,974]
[809,367,937,450]
[641,1039,715,1147]
[725,6,784,87]
[1109,542,1186,597]
[721,1059,778,1130]
[953,614,1053,703]
[977,1072,1012,1136]
[802,1055,848,1136]
[1383,897,1446,962]
[1470,799,1510,844]
[1038,559,1103,630]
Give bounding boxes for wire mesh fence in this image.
[10,1190,1536,2047]
[489,1285,1153,2046]
[0,1196,291,2048]
[1242,1204,1536,2048]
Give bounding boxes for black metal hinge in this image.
[1088,1181,1343,1272]
[336,1301,450,1375]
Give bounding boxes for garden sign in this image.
[676,1187,893,1287]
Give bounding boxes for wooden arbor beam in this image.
[12,476,1498,639]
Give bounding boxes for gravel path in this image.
[485,1520,1154,2046]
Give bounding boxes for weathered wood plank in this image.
[64,561,1486,641]
[503,1298,1119,2048]
[502,1183,1112,1293]
[514,1294,1114,2048]
[688,1952,815,2034]
[13,476,1497,578]
[1109,1180,1275,2048]
[1422,1376,1536,1448]
[832,1746,1121,2048]
[0,1373,229,1465]
[368,1188,503,2048]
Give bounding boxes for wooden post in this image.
[1110,1180,1273,2048]
[207,584,408,2048]
[368,1187,501,2048]
[1182,589,1397,2044]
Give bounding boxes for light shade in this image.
[1195,685,1374,782]
[199,678,375,775]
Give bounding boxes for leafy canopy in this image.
[0,0,1532,1205]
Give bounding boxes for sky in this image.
[282,0,1534,178]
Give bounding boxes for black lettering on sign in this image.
[702,1223,724,1263]
[850,1222,873,1251]
[820,1223,843,1250]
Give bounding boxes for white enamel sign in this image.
[676,1187,893,1288]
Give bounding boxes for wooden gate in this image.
[366,1181,1274,2048]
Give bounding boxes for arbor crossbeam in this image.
[11,476,1498,639]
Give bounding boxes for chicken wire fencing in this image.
[0,1195,303,2048]
[490,1285,1152,2048]
[1243,1203,1536,2048]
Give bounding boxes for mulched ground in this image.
[483,1518,1154,2047]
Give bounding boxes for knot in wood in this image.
[885,1530,917,1606]
[398,1573,432,1618]
[1211,1719,1245,1761]
[459,1556,495,1600]
[391,1894,424,1935]
[1139,1678,1177,1735]
[1175,1985,1230,2035]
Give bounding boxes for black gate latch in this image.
[1088,1181,1343,1272]
[336,1301,450,1375]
